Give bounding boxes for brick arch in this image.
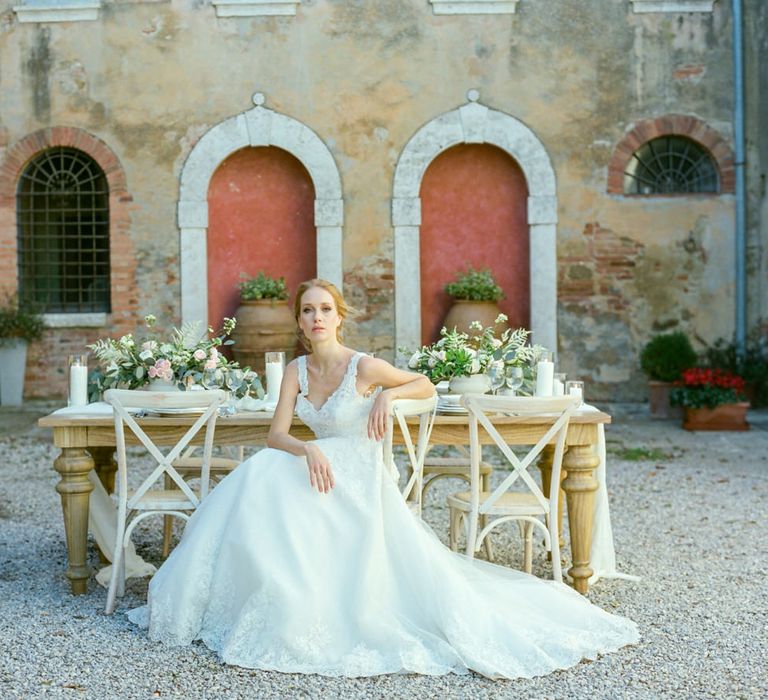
[607,114,735,195]
[0,127,137,397]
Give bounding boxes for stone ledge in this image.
[13,1,100,22]
[630,0,716,13]
[42,313,108,328]
[430,0,519,14]
[211,0,299,17]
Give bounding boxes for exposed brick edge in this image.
[606,114,735,195]
[0,127,139,397]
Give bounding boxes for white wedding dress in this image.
[128,353,638,678]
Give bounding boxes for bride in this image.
[128,278,638,678]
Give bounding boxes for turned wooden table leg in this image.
[89,447,117,563]
[54,448,95,595]
[562,443,599,594]
[537,444,566,557]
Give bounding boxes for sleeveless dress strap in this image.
[297,355,309,396]
[346,352,364,387]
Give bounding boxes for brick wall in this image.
[0,127,138,399]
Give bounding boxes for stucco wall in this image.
[0,0,762,400]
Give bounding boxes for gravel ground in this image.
[1,402,767,700]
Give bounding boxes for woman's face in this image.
[298,286,342,345]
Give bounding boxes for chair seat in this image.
[172,456,239,476]
[424,457,492,476]
[446,490,547,516]
[128,489,196,511]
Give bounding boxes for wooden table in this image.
[38,409,610,596]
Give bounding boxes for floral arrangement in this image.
[88,315,249,398]
[669,368,747,409]
[444,267,504,302]
[402,315,540,383]
[238,272,288,301]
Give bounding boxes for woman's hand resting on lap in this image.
[304,442,335,493]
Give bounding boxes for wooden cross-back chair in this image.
[382,396,438,517]
[447,395,579,582]
[103,388,226,614]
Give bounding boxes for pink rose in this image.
[204,359,217,370]
[152,358,173,381]
[193,349,206,361]
[141,340,157,353]
[148,366,158,378]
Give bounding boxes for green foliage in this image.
[444,267,504,302]
[0,295,46,345]
[238,272,288,301]
[639,332,697,382]
[699,330,768,407]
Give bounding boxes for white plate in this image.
[437,403,468,414]
[148,407,208,416]
[438,393,463,406]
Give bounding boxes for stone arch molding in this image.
[178,92,344,328]
[391,91,558,353]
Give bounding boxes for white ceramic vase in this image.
[448,373,491,395]
[147,378,181,391]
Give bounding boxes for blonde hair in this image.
[294,278,353,350]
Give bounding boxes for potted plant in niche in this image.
[231,272,295,373]
[640,331,697,419]
[442,267,508,338]
[0,295,46,406]
[670,367,750,431]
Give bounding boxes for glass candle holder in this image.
[534,350,555,396]
[265,351,285,404]
[68,354,89,407]
[565,380,584,407]
[553,373,566,396]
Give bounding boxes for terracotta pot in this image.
[231,299,296,374]
[682,402,750,431]
[648,380,683,420]
[442,300,507,339]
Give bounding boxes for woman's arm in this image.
[266,360,335,493]
[357,356,436,441]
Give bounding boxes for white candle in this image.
[69,364,88,407]
[553,378,565,396]
[265,361,283,404]
[535,360,554,396]
[569,386,583,400]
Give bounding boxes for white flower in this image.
[491,338,503,349]
[427,356,436,368]
[469,320,483,331]
[408,351,421,369]
[436,350,446,362]
[495,313,508,324]
[470,357,481,374]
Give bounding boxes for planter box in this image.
[648,380,683,420]
[683,402,750,432]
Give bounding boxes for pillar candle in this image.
[69,364,89,407]
[535,360,554,396]
[265,361,284,404]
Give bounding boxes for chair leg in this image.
[480,515,494,561]
[448,506,458,551]
[162,515,173,558]
[550,522,563,583]
[105,518,127,615]
[523,522,533,574]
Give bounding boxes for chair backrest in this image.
[105,389,226,511]
[382,396,438,515]
[460,394,579,515]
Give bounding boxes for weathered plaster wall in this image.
[0,0,760,400]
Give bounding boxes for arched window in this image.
[623,136,719,195]
[17,147,110,313]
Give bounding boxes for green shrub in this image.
[639,331,697,382]
[444,267,504,302]
[0,295,46,346]
[238,272,288,301]
[700,330,768,407]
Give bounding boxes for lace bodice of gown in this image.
[294,353,376,439]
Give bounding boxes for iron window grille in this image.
[623,136,719,195]
[17,147,111,313]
